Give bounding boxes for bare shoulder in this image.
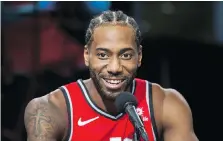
[24,89,68,141]
[150,83,188,103]
[159,86,198,141]
[151,84,193,127]
[150,83,192,124]
[149,83,198,140]
[162,88,193,127]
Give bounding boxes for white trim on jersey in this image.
[61,86,74,141]
[77,79,136,120]
[145,80,157,141]
[131,79,136,94]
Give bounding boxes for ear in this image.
[84,45,89,67]
[138,45,143,67]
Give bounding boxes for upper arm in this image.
[162,89,199,141]
[24,93,65,141]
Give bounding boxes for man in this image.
[24,10,199,141]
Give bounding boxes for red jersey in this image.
[59,78,159,141]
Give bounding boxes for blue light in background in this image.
[8,1,56,14]
[3,1,110,23]
[37,1,56,11]
[84,1,111,15]
[4,1,110,14]
[213,1,223,44]
[2,1,56,23]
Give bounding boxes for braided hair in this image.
[85,10,142,48]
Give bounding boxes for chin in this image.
[101,91,120,100]
[100,88,125,100]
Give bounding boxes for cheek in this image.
[121,61,138,74]
[89,58,108,72]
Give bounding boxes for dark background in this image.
[2,1,223,141]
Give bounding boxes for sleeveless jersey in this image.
[59,78,159,141]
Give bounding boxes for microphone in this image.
[115,92,149,141]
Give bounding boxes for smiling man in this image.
[24,10,199,141]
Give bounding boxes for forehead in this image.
[92,25,136,47]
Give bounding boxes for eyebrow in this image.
[119,48,134,54]
[96,48,110,52]
[96,47,134,54]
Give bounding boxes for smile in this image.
[102,78,125,90]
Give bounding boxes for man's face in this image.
[84,25,142,100]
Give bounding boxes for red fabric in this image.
[63,78,156,141]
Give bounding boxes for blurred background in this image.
[1,1,223,141]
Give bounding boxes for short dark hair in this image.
[85,10,142,48]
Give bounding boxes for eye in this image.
[97,53,109,59]
[120,53,132,60]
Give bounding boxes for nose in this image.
[107,57,122,75]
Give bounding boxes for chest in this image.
[71,103,156,141]
[72,114,135,141]
[63,79,158,141]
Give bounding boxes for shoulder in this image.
[150,83,194,133]
[26,88,67,116]
[24,89,68,140]
[163,88,190,110]
[147,84,197,140]
[149,82,191,114]
[162,87,193,128]
[147,82,193,127]
[149,82,192,120]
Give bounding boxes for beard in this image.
[89,67,137,101]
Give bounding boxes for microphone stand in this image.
[133,120,149,141]
[133,123,140,141]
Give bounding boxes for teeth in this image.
[105,79,122,84]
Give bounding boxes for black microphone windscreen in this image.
[115,92,138,113]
